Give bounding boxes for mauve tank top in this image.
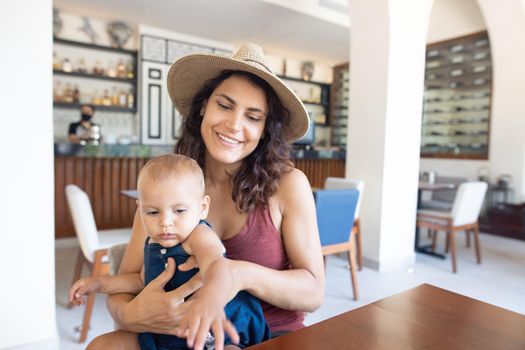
[222,206,305,333]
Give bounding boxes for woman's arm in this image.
[229,169,325,312]
[106,209,201,333]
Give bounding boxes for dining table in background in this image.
[247,284,525,350]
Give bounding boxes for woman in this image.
[88,43,324,350]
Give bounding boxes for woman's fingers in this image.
[149,257,176,291]
[168,273,202,302]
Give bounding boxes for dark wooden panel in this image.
[55,157,345,238]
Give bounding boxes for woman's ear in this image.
[200,100,208,117]
[200,195,211,219]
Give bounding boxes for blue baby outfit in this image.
[138,220,270,350]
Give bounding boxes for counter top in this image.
[54,143,346,160]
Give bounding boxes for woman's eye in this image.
[217,101,231,110]
[247,114,262,122]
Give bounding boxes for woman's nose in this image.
[224,111,243,131]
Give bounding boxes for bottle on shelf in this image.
[107,60,117,78]
[63,83,73,103]
[53,51,61,71]
[102,89,111,106]
[117,59,127,78]
[73,85,80,104]
[127,89,134,109]
[111,86,119,106]
[119,89,127,107]
[126,61,134,79]
[77,58,87,74]
[92,89,102,105]
[62,58,73,73]
[53,81,62,102]
[93,60,103,75]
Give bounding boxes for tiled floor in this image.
[20,232,525,349]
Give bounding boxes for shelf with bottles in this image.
[278,75,330,125]
[329,63,350,149]
[53,37,138,112]
[421,31,492,159]
[53,81,136,113]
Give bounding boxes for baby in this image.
[69,154,269,350]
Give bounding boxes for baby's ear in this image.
[135,199,139,207]
[200,195,210,219]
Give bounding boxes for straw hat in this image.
[167,43,309,142]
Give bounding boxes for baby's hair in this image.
[137,154,205,195]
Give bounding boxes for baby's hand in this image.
[68,277,102,306]
[177,296,239,350]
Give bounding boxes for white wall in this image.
[0,0,57,349]
[427,0,486,43]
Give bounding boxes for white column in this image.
[0,0,57,348]
[346,0,433,271]
[477,0,525,201]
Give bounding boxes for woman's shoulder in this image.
[273,168,312,203]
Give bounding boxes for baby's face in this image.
[138,175,208,248]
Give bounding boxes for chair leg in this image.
[445,233,450,254]
[473,223,482,264]
[354,221,363,271]
[79,250,107,343]
[348,238,359,300]
[431,230,438,252]
[465,229,471,248]
[69,249,85,308]
[449,230,458,273]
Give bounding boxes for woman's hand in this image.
[177,293,239,350]
[120,258,203,334]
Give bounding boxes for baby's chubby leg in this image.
[86,330,140,350]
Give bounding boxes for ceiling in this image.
[53,0,350,66]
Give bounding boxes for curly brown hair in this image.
[175,70,293,213]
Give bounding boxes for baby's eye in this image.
[175,209,187,214]
[146,210,159,216]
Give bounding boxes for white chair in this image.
[324,177,365,270]
[416,181,488,273]
[65,184,132,342]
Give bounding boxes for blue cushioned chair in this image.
[314,189,360,300]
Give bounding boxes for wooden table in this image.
[248,284,525,350]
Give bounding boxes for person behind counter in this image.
[68,103,101,144]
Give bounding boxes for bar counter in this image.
[54,143,345,238]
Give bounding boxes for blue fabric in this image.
[314,189,359,246]
[138,220,270,350]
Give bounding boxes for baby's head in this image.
[137,154,209,247]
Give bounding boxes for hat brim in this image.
[167,54,309,142]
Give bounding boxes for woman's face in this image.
[200,75,268,168]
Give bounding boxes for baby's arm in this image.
[179,224,239,350]
[68,272,144,306]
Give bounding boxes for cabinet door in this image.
[141,62,180,145]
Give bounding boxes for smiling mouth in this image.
[217,132,242,145]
